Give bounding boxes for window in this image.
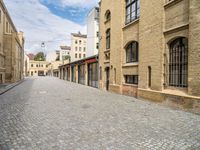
[6,22,9,33]
[106,29,111,49]
[75,53,77,58]
[125,75,138,84]
[83,47,86,52]
[31,64,33,67]
[75,40,78,44]
[0,10,1,23]
[126,0,140,24]
[79,54,81,59]
[75,47,78,51]
[97,32,99,37]
[79,40,82,45]
[79,47,82,51]
[148,66,152,88]
[83,54,86,58]
[96,43,99,49]
[105,10,111,21]
[36,64,38,67]
[169,37,188,87]
[126,41,139,63]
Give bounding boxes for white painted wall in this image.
[86,7,99,57]
[70,35,87,62]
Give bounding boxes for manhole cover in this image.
[82,104,91,109]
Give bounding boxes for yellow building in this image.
[28,60,49,76]
[0,0,24,83]
[47,61,63,77]
[99,0,200,112]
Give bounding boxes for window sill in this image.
[164,0,183,9]
[122,62,139,67]
[123,18,139,30]
[0,52,5,57]
[104,19,111,24]
[104,60,110,64]
[104,49,110,53]
[123,83,138,87]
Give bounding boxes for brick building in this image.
[0,0,24,84]
[99,0,200,112]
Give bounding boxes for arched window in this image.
[105,10,111,21]
[169,37,188,87]
[106,29,111,49]
[126,41,138,63]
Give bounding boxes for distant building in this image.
[27,53,35,60]
[0,0,24,84]
[47,61,63,77]
[60,45,71,62]
[86,7,99,57]
[24,53,30,77]
[70,32,87,62]
[28,61,49,76]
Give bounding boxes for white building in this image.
[86,7,99,57]
[70,32,87,62]
[60,46,71,62]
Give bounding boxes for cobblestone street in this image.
[0,77,200,150]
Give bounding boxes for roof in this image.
[27,53,35,60]
[71,32,87,38]
[60,46,71,50]
[59,55,98,68]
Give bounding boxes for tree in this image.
[63,55,71,60]
[34,52,46,61]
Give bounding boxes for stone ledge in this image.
[138,88,200,114]
[164,0,183,9]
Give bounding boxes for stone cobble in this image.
[0,77,200,150]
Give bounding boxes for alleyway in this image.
[0,77,200,150]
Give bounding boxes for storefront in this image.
[88,61,98,88]
[66,66,70,81]
[78,64,85,85]
[71,65,76,82]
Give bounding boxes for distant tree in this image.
[34,52,46,61]
[63,55,71,60]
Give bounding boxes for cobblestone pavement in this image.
[0,77,200,150]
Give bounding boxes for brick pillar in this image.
[188,0,200,96]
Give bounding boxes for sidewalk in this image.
[0,79,24,95]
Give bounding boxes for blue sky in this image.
[4,0,99,53]
[39,0,92,25]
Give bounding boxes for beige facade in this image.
[28,60,49,76]
[0,0,24,83]
[99,0,200,112]
[47,61,63,77]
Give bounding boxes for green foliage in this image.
[34,52,46,61]
[63,55,71,60]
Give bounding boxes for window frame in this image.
[125,75,139,85]
[126,41,139,63]
[169,37,188,87]
[106,29,111,49]
[125,0,140,24]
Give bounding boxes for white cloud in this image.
[4,0,87,53]
[43,0,99,8]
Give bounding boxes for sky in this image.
[4,0,99,54]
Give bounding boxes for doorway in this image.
[105,67,110,91]
[0,74,3,84]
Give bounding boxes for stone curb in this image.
[0,79,25,95]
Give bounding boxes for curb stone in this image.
[0,79,25,95]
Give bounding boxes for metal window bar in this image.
[169,41,188,87]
